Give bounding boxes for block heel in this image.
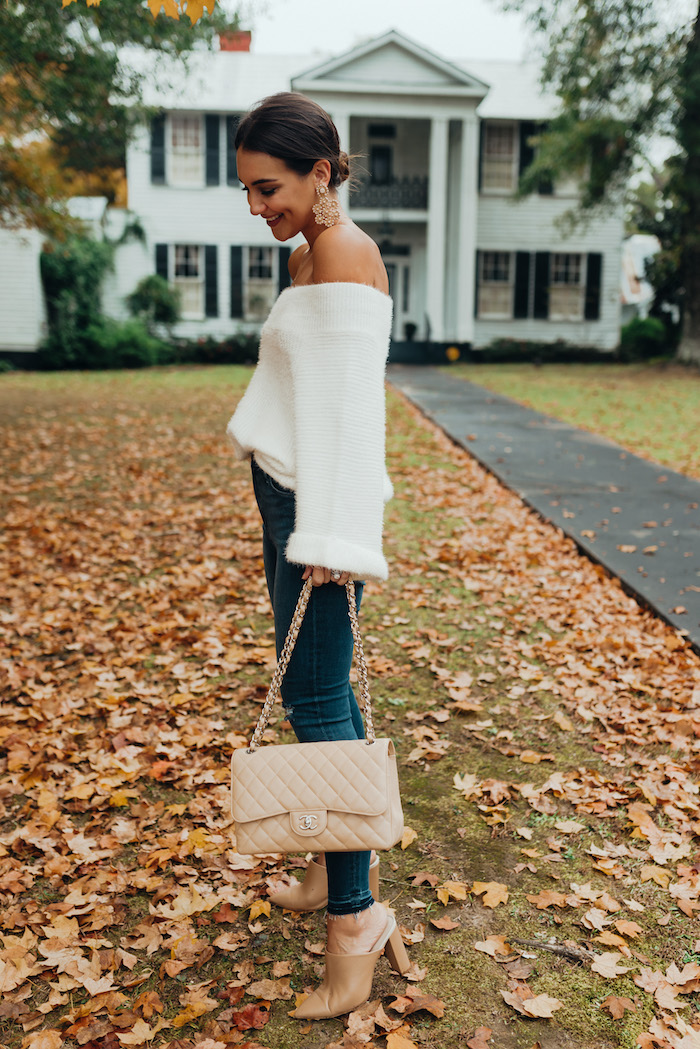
[384,926,411,974]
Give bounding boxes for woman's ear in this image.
[312,159,333,187]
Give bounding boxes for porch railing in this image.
[349,175,429,210]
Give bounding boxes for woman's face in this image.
[237,149,321,242]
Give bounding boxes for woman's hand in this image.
[303,565,351,587]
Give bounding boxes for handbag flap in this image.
[231,738,395,824]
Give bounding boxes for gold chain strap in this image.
[247,577,376,751]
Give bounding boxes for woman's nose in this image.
[249,197,266,216]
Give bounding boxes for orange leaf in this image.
[472,881,508,908]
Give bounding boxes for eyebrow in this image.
[239,178,279,190]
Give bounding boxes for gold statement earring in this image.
[312,183,341,227]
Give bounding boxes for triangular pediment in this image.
[292,30,489,97]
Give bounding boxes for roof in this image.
[126,35,558,120]
[292,29,489,99]
[460,59,560,120]
[128,49,315,111]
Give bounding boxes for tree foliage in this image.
[504,0,700,360]
[1,0,235,234]
[508,0,689,208]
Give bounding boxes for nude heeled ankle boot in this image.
[292,909,411,1020]
[269,855,380,912]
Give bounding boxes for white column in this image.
[426,117,449,342]
[332,111,351,212]
[456,115,479,342]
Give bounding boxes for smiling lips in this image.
[266,214,283,227]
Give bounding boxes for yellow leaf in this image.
[472,881,509,908]
[553,710,574,731]
[591,952,632,978]
[171,1002,210,1028]
[184,0,214,23]
[148,0,180,17]
[115,1020,158,1044]
[640,865,671,888]
[436,886,449,906]
[21,1033,63,1049]
[61,0,77,6]
[474,935,511,957]
[386,1032,420,1049]
[401,827,418,850]
[109,791,131,807]
[441,880,469,901]
[249,899,271,921]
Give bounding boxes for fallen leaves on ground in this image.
[2,372,700,1049]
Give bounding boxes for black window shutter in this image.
[533,251,550,319]
[513,252,531,318]
[227,115,240,185]
[585,253,603,320]
[204,245,218,317]
[519,121,536,178]
[230,245,243,318]
[155,243,168,279]
[474,250,481,318]
[278,247,291,293]
[477,123,485,192]
[151,113,166,185]
[205,115,220,187]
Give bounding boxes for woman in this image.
[226,92,409,1019]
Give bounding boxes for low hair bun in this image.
[335,150,350,186]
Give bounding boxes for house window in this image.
[174,244,204,317]
[478,251,513,318]
[481,123,517,192]
[246,246,277,319]
[371,145,393,186]
[248,246,274,280]
[170,115,203,187]
[550,252,584,321]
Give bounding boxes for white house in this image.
[0,29,624,355]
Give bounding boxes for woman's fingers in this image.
[304,566,350,587]
[305,565,331,586]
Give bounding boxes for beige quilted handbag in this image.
[231,578,404,856]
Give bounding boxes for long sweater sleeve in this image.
[226,282,393,582]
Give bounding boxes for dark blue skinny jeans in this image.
[251,458,373,916]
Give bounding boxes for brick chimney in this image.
[219,30,252,51]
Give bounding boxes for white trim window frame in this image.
[245,246,277,320]
[550,252,586,321]
[173,244,204,319]
[169,113,204,188]
[478,250,514,319]
[481,121,518,194]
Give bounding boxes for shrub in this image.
[618,316,670,360]
[126,275,181,335]
[84,318,172,369]
[177,331,260,365]
[39,236,115,369]
[472,338,609,363]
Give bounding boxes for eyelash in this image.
[240,187,277,196]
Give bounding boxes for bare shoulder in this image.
[288,245,308,281]
[311,224,388,292]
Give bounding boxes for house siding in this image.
[0,228,46,351]
[474,195,623,349]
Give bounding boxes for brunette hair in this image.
[234,92,350,187]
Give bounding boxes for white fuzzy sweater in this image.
[226,282,393,582]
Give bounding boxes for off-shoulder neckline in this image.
[285,281,392,302]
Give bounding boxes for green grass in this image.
[447,361,700,479]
